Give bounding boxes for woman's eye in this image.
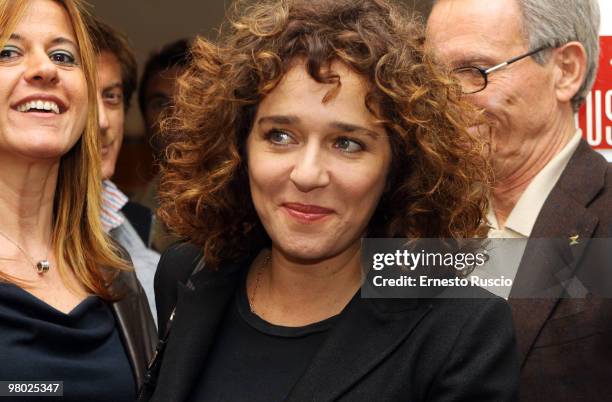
[266,129,294,145]
[334,137,364,153]
[49,50,77,66]
[0,47,20,61]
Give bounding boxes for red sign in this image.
[578,36,612,150]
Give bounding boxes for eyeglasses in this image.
[451,46,548,94]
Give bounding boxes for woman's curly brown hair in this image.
[159,0,491,269]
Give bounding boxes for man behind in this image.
[427,0,612,401]
[134,39,191,252]
[89,18,160,321]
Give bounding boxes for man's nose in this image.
[97,93,110,133]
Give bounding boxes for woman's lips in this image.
[282,203,334,222]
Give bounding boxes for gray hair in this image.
[429,0,600,111]
[518,0,600,111]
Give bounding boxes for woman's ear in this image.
[552,41,587,105]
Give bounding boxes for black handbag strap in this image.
[137,259,204,401]
[136,308,176,401]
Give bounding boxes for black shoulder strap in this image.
[136,259,204,401]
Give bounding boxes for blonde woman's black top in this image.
[0,283,136,401]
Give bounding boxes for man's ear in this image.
[553,41,587,104]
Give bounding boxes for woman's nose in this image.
[24,51,59,86]
[289,145,331,192]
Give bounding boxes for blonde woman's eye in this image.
[49,50,77,66]
[335,137,364,153]
[265,129,294,145]
[0,46,20,61]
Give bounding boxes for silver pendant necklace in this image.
[0,229,51,274]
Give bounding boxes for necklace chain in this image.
[0,229,51,274]
[249,253,270,315]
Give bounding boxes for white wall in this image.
[88,0,228,137]
[88,0,430,137]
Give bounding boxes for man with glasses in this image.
[427,0,611,401]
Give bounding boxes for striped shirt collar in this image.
[101,180,128,233]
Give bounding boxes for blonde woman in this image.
[0,1,155,400]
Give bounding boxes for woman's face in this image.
[0,0,87,161]
[247,61,391,262]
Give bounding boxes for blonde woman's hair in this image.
[0,0,128,300]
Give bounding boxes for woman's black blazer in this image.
[149,243,519,402]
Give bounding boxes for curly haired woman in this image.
[141,0,519,401]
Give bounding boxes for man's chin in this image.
[467,124,496,158]
[468,123,494,139]
[101,163,115,181]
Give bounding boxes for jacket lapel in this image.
[111,272,157,387]
[509,204,597,364]
[287,297,430,402]
[151,265,242,402]
[509,140,604,365]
